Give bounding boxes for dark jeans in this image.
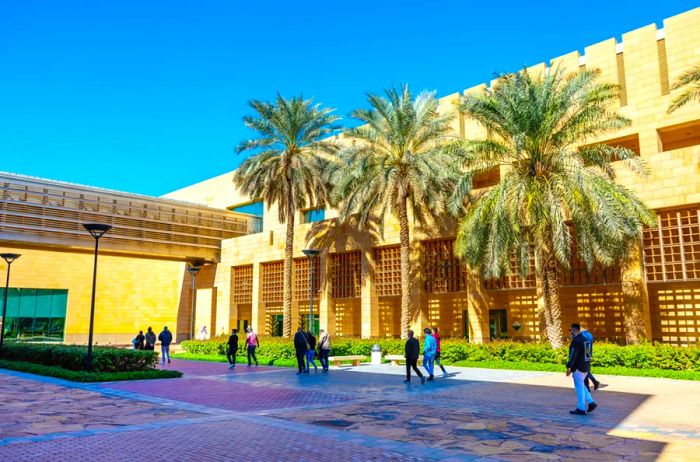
[584,371,598,391]
[435,351,447,374]
[144,344,154,351]
[318,349,330,371]
[247,346,258,365]
[227,348,237,366]
[406,358,423,381]
[296,351,306,373]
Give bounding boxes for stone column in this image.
[360,250,379,338]
[317,253,333,334]
[409,241,428,334]
[251,262,263,333]
[214,265,232,337]
[621,241,652,343]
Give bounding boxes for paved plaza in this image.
[1,360,699,461]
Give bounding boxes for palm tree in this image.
[454,68,655,349]
[330,86,463,339]
[234,95,340,337]
[668,64,700,113]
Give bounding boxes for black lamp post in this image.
[83,223,112,371]
[187,265,201,340]
[302,249,320,334]
[0,253,21,359]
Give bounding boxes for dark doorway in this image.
[489,309,508,340]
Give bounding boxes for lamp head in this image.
[302,249,320,258]
[187,265,202,276]
[0,253,21,264]
[83,223,112,239]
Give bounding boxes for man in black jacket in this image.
[293,327,308,375]
[227,328,239,370]
[566,323,598,415]
[157,326,173,365]
[404,330,425,384]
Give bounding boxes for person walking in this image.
[227,328,239,369]
[245,327,259,366]
[432,326,448,378]
[294,327,308,375]
[144,327,156,351]
[198,325,208,341]
[422,327,436,381]
[581,328,601,391]
[567,323,598,415]
[305,330,318,373]
[317,329,331,372]
[404,330,425,384]
[158,326,173,365]
[133,330,145,350]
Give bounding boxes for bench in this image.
[328,355,365,367]
[385,354,423,366]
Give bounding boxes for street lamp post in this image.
[187,265,201,340]
[83,223,112,371]
[0,253,21,359]
[302,249,320,334]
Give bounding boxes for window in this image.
[579,134,641,160]
[228,201,263,233]
[658,120,700,152]
[302,208,325,224]
[1,288,68,342]
[472,167,500,189]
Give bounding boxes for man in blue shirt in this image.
[422,327,437,381]
[566,323,598,415]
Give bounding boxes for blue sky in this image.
[1,1,697,196]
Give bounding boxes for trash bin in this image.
[371,344,382,365]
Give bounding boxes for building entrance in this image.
[489,309,508,340]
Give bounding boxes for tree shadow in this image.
[303,215,382,254]
[261,369,668,460]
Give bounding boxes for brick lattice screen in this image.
[232,265,253,304]
[330,251,362,299]
[261,261,284,303]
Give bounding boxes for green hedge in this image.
[181,337,700,372]
[181,336,405,359]
[0,360,181,382]
[1,343,158,372]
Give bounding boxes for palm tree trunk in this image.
[282,197,295,338]
[535,270,548,341]
[541,253,564,349]
[398,197,411,340]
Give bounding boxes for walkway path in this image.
[1,359,698,461]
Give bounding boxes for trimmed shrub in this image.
[2,343,158,372]
[0,360,181,382]
[181,336,700,371]
[181,336,406,359]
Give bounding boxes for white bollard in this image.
[371,344,382,365]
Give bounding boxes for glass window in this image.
[302,208,325,224]
[1,288,68,342]
[228,201,264,233]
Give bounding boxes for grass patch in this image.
[449,359,700,381]
[0,360,182,382]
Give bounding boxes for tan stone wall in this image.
[0,245,187,345]
[167,8,700,341]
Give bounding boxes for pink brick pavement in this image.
[0,419,429,462]
[107,377,355,412]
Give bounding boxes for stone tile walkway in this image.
[1,359,699,461]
